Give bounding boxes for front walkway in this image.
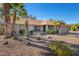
[38,31,79,45]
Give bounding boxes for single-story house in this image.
[13,18,69,35]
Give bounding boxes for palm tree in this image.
[28,15,37,20]
[10,3,27,36]
[3,3,10,38]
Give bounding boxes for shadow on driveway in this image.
[69,31,79,35]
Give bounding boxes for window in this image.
[34,26,40,31]
[48,25,53,30]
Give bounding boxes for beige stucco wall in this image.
[39,26,45,32]
[59,26,68,35]
[28,25,34,32]
[12,24,25,35]
[14,24,68,35]
[28,25,44,32]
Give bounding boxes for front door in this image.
[43,25,46,32]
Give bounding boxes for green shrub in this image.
[54,30,59,34]
[19,29,25,35]
[48,41,73,56]
[69,25,77,31]
[47,29,55,34]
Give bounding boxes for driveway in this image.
[65,31,79,38]
[37,32,79,55]
[68,31,79,35]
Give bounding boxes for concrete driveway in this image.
[69,31,79,35]
[65,31,79,38]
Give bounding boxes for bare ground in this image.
[0,35,50,56]
[0,31,79,56]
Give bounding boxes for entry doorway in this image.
[43,25,46,32]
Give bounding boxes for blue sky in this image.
[24,3,79,24]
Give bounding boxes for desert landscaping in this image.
[0,3,79,56]
[0,31,79,56]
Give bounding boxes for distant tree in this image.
[33,16,37,19]
[57,20,66,25]
[49,18,53,21]
[69,25,77,31]
[75,23,79,26]
[29,15,32,19]
[29,15,37,20]
[50,19,66,25]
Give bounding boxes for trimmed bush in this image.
[48,41,73,56]
[69,25,77,31]
[47,29,55,34]
[19,29,25,35]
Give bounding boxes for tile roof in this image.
[14,18,56,25]
[10,17,67,26]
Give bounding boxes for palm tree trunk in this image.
[3,3,10,38]
[11,11,16,36]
